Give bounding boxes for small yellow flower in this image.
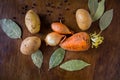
[90,32,104,48]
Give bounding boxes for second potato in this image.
[25,10,40,34]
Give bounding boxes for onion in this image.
[51,22,73,34]
[45,32,65,46]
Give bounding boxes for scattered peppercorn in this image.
[64,0,68,3]
[57,6,61,9]
[32,6,34,8]
[13,17,16,19]
[59,13,62,16]
[67,3,70,5]
[46,2,51,7]
[65,7,70,11]
[51,5,55,8]
[33,3,37,6]
[25,5,28,9]
[59,3,63,6]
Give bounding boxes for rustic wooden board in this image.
[0,0,120,80]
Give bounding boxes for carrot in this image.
[59,32,90,51]
[51,22,73,34]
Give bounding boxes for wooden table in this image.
[0,0,120,80]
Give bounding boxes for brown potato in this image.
[76,9,92,30]
[20,36,41,55]
[25,10,40,34]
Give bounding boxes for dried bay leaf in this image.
[0,19,21,39]
[99,9,113,31]
[60,60,90,71]
[93,0,105,22]
[49,48,65,70]
[88,0,98,16]
[31,50,43,68]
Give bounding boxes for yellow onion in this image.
[51,22,73,34]
[45,32,65,46]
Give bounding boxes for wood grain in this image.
[0,0,120,80]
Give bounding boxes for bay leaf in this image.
[93,0,105,22]
[88,0,98,16]
[49,48,65,70]
[60,60,90,71]
[31,50,43,68]
[99,9,113,31]
[0,19,21,39]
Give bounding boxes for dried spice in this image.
[31,50,43,68]
[49,48,65,70]
[0,19,21,39]
[92,0,105,22]
[99,9,113,31]
[88,0,98,16]
[60,60,90,71]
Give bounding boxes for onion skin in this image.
[51,22,73,34]
[76,9,92,31]
[45,32,65,46]
[60,32,90,51]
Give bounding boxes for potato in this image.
[25,10,40,34]
[76,9,92,30]
[20,36,41,55]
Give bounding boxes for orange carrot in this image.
[59,32,90,51]
[51,22,73,34]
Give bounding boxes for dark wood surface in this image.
[0,0,120,80]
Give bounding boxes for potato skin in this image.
[20,36,41,55]
[76,9,92,30]
[25,10,40,34]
